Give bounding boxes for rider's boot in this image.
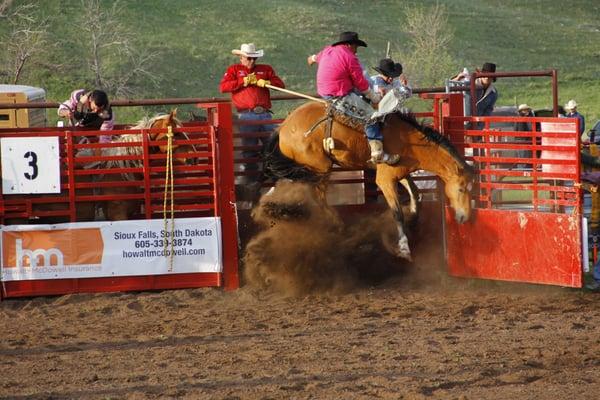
[368,139,384,163]
[369,139,400,165]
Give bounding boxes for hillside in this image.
[1,0,599,124]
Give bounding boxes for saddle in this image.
[305,93,392,153]
[326,102,367,132]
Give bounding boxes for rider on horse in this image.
[307,31,400,165]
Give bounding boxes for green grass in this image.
[2,0,599,124]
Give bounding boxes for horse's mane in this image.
[102,113,184,177]
[390,111,474,174]
[130,113,182,130]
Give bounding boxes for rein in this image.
[303,105,336,153]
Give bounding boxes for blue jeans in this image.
[237,111,276,199]
[365,122,383,141]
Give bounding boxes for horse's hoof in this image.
[396,237,412,262]
[395,248,412,262]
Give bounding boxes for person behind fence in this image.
[307,31,399,164]
[453,62,497,130]
[513,104,536,167]
[219,42,285,204]
[563,99,585,136]
[58,89,114,143]
[474,62,498,118]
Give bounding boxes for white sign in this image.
[0,217,222,281]
[1,137,61,194]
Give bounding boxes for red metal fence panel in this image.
[443,115,582,287]
[0,103,238,299]
[446,208,582,287]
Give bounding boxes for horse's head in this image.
[149,109,182,153]
[148,109,197,165]
[444,165,473,224]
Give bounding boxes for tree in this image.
[0,3,49,84]
[77,0,161,97]
[0,0,14,16]
[398,3,457,88]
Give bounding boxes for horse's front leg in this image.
[398,176,420,228]
[376,167,412,261]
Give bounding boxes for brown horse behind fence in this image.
[100,109,195,221]
[264,101,474,261]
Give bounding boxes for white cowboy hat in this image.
[232,43,264,58]
[518,103,531,112]
[565,99,578,110]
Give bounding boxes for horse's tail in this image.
[263,132,322,183]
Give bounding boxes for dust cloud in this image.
[242,181,408,296]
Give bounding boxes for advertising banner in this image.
[1,217,222,281]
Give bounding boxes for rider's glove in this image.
[256,79,271,88]
[243,73,257,87]
[363,89,382,105]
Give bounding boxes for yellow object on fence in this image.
[590,144,600,233]
[163,125,175,271]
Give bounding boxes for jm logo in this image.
[15,239,64,268]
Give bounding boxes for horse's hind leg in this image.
[314,180,342,227]
[376,167,412,261]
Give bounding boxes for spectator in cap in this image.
[513,103,537,167]
[515,103,535,131]
[307,32,399,164]
[563,99,585,135]
[219,42,285,206]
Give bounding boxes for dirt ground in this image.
[1,275,599,399]
[1,184,600,399]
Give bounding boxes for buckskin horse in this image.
[263,101,473,261]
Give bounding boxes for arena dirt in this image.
[1,183,599,399]
[243,181,404,296]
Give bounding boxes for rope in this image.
[162,125,175,272]
[265,84,327,104]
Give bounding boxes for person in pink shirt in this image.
[307,31,399,164]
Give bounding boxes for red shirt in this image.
[219,64,285,111]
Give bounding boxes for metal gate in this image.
[443,113,583,287]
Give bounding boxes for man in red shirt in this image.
[219,43,285,205]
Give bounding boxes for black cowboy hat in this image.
[332,31,367,47]
[481,62,497,81]
[373,58,403,78]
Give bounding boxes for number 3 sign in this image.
[1,137,61,194]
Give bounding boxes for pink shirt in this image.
[315,45,370,97]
